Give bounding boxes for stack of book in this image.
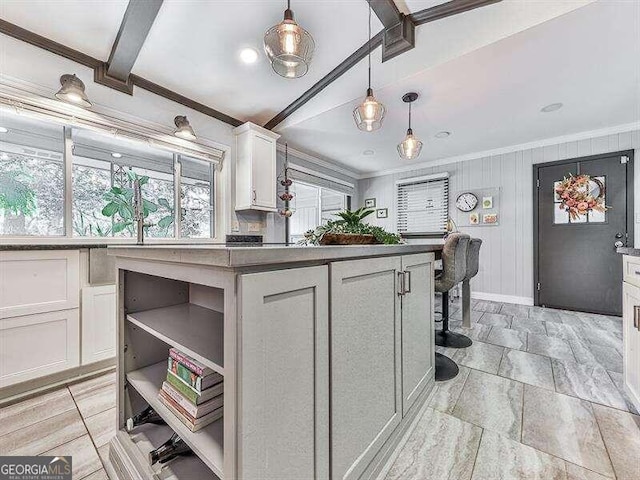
[158,347,224,432]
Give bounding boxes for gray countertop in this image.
[0,244,108,251]
[108,243,443,268]
[617,247,640,257]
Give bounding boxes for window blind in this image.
[396,173,449,235]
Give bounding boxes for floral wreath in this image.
[554,174,607,220]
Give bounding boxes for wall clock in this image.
[456,192,478,212]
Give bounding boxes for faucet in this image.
[133,178,145,245]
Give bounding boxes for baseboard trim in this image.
[471,292,534,306]
[0,357,116,407]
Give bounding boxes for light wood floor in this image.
[0,371,116,480]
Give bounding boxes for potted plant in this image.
[300,207,402,245]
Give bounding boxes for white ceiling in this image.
[133,0,382,125]
[278,0,640,174]
[1,0,634,178]
[0,0,128,60]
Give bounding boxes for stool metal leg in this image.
[462,279,471,328]
[435,291,473,349]
[435,352,459,381]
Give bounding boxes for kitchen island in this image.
[106,243,441,480]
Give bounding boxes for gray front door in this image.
[535,151,633,316]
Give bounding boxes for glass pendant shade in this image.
[353,88,386,132]
[173,115,197,140]
[398,128,423,160]
[264,4,315,79]
[55,74,91,108]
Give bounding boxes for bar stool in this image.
[434,233,470,381]
[461,238,482,328]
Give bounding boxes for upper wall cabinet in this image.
[234,122,280,212]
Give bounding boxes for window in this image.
[0,114,65,236]
[179,156,214,238]
[396,173,449,235]
[0,108,219,239]
[553,177,606,224]
[288,182,347,243]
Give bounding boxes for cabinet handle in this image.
[404,270,411,294]
[635,270,640,276]
[252,189,257,204]
[635,306,640,330]
[397,271,405,296]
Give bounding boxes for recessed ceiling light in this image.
[435,131,451,138]
[239,48,259,64]
[0,127,7,133]
[541,102,563,113]
[363,149,375,156]
[111,152,122,158]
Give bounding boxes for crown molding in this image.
[358,122,640,179]
[276,143,360,180]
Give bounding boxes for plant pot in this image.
[319,233,377,245]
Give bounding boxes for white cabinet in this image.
[0,309,80,388]
[623,279,640,411]
[81,284,117,365]
[400,254,435,415]
[234,122,280,212]
[0,250,79,319]
[238,266,329,480]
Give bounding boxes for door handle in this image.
[397,271,405,296]
[614,241,624,248]
[404,270,411,294]
[635,306,640,330]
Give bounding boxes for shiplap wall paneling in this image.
[358,129,640,303]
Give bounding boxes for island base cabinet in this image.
[330,257,403,480]
[400,254,435,415]
[623,281,640,410]
[238,266,329,480]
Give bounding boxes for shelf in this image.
[127,303,224,375]
[127,361,224,479]
[125,422,220,480]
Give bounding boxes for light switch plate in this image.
[232,220,240,232]
[248,222,261,232]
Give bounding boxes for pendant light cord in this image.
[408,101,412,129]
[367,0,372,89]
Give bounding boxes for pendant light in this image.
[353,1,385,132]
[173,115,196,140]
[55,74,92,108]
[264,0,315,79]
[397,92,423,160]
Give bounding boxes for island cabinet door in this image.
[623,281,640,408]
[330,256,402,480]
[238,265,329,480]
[400,253,435,416]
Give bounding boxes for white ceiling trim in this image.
[359,122,640,179]
[276,143,359,180]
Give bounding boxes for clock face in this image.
[456,192,478,212]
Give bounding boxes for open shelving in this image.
[127,361,224,479]
[127,303,224,375]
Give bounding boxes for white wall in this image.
[358,128,640,304]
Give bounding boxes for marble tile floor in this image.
[0,370,116,480]
[388,298,640,480]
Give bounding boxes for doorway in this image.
[534,151,634,316]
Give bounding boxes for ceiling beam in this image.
[94,0,163,94]
[409,0,502,26]
[369,0,402,28]
[0,18,243,127]
[263,31,384,131]
[107,0,163,80]
[264,0,501,130]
